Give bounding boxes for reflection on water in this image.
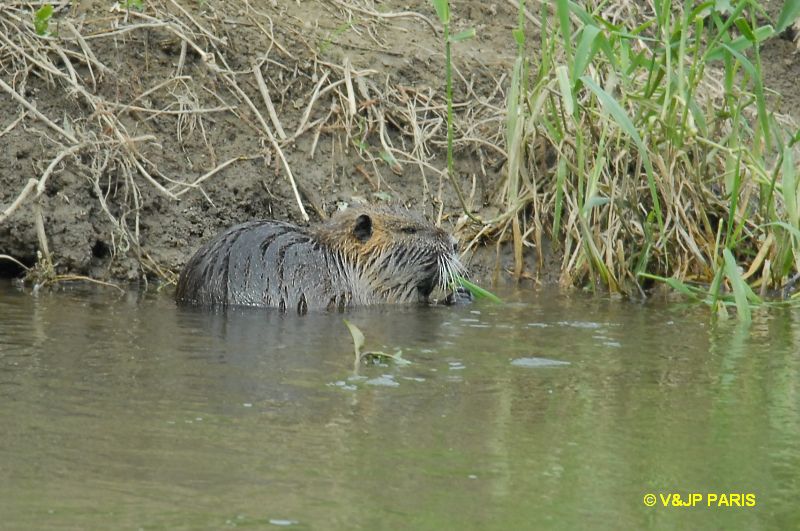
[0,281,798,529]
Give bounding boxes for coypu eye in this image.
[353,214,373,242]
[401,226,418,234]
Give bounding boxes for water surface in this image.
[1,281,798,530]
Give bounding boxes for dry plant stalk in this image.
[0,0,505,284]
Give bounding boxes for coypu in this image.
[175,205,467,313]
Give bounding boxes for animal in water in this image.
[175,205,467,313]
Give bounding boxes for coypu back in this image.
[175,205,464,313]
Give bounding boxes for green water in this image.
[0,281,798,530]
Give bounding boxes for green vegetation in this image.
[456,275,503,304]
[487,0,800,319]
[123,0,144,11]
[343,320,410,366]
[5,0,800,321]
[429,0,477,220]
[33,4,53,36]
[319,21,353,56]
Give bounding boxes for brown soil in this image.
[0,1,797,288]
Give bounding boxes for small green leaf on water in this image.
[511,357,570,368]
[344,320,410,366]
[362,350,411,366]
[343,319,364,358]
[34,4,53,36]
[456,275,503,303]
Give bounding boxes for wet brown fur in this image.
[175,205,463,313]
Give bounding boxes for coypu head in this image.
[313,205,465,303]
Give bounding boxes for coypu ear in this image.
[353,214,373,242]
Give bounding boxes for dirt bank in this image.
[1,0,798,289]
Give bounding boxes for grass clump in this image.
[496,0,800,319]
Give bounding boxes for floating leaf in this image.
[511,357,571,368]
[343,319,364,359]
[362,350,411,366]
[344,320,411,366]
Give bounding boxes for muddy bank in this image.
[1,0,798,290]
[0,0,525,286]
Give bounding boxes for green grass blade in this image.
[565,0,593,25]
[556,0,573,66]
[776,0,800,32]
[578,77,640,144]
[343,319,365,358]
[429,0,449,24]
[723,248,752,321]
[725,149,744,245]
[572,24,601,84]
[556,65,575,116]
[638,272,705,301]
[718,41,771,150]
[580,75,663,232]
[553,157,567,237]
[450,28,476,42]
[706,25,774,61]
[764,221,800,241]
[456,276,503,303]
[781,146,798,229]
